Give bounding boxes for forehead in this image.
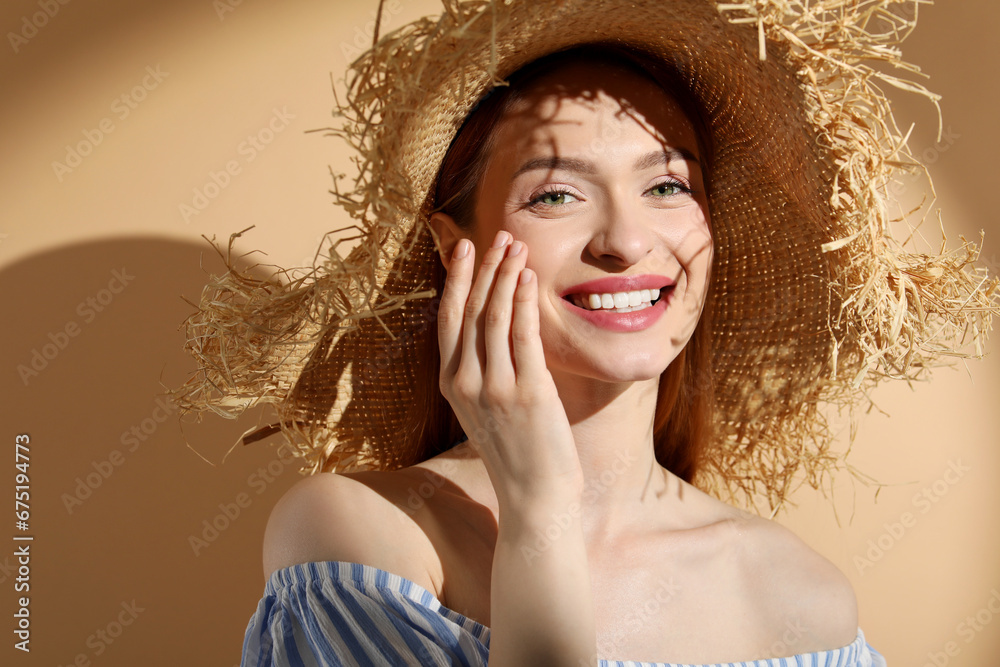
[496,60,700,157]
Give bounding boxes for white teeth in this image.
[572,288,664,312]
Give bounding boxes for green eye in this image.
[651,182,687,197]
[530,190,576,207]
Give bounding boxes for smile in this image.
[568,288,662,312]
[561,286,672,332]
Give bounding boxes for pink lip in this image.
[559,287,673,332]
[559,274,675,298]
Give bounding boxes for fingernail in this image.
[491,231,511,248]
[453,239,470,259]
[508,241,523,257]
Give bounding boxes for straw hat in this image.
[172,0,998,511]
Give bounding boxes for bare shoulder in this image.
[261,469,441,592]
[729,510,859,652]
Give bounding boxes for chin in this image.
[548,344,678,384]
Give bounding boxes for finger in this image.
[437,238,474,381]
[511,267,548,385]
[483,240,527,384]
[460,230,512,373]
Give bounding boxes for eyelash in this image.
[527,178,694,208]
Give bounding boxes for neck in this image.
[546,368,676,538]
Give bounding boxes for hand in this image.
[437,230,583,508]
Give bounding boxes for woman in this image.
[256,47,870,664]
[172,0,996,664]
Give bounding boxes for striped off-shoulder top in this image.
[240,560,887,666]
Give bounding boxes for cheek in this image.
[669,213,713,276]
[508,225,565,275]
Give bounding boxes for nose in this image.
[585,195,653,267]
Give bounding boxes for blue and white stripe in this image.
[241,560,886,667]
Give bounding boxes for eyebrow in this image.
[512,148,699,179]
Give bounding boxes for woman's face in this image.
[444,61,712,383]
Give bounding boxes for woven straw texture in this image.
[171,0,998,512]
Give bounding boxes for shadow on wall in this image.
[0,238,307,667]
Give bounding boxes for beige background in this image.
[0,0,997,665]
